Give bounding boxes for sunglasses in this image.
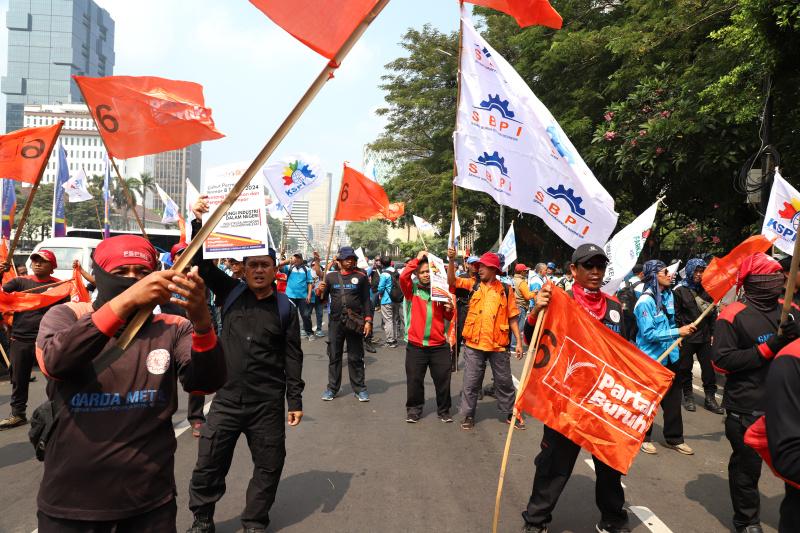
[579,260,608,271]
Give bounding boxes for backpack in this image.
[388,270,404,303]
[618,278,642,317]
[222,282,293,331]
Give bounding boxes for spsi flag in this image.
[63,168,93,202]
[0,123,62,184]
[517,287,674,474]
[262,153,325,206]
[334,164,404,222]
[454,6,618,249]
[74,76,224,159]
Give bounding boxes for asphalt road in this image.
[0,325,787,533]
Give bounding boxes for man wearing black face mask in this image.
[713,252,800,533]
[34,235,226,532]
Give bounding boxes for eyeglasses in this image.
[579,261,608,271]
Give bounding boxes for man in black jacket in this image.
[186,197,305,533]
[712,252,800,533]
[673,258,721,414]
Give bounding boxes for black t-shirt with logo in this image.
[320,269,373,319]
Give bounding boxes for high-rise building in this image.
[286,200,309,253]
[3,0,115,133]
[306,172,331,243]
[361,147,406,184]
[151,144,201,214]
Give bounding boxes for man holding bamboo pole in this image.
[519,244,630,533]
[0,250,69,430]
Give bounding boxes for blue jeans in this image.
[510,307,528,350]
[313,301,324,331]
[291,298,313,333]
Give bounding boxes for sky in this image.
[0,0,462,194]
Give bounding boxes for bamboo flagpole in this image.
[0,343,9,369]
[286,211,315,252]
[655,302,716,364]
[449,14,465,250]
[779,201,800,333]
[113,0,393,351]
[493,303,549,533]
[8,121,64,258]
[323,168,348,271]
[18,279,71,293]
[82,165,105,233]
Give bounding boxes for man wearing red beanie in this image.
[34,235,226,532]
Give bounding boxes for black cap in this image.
[292,251,303,258]
[778,256,793,271]
[571,243,608,264]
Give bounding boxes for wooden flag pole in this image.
[493,304,548,533]
[449,14,464,249]
[82,165,105,234]
[323,168,348,271]
[0,342,9,369]
[286,211,315,252]
[419,231,427,249]
[8,121,64,259]
[779,200,800,333]
[112,0,392,351]
[19,279,71,293]
[655,301,716,364]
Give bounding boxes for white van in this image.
[29,237,102,281]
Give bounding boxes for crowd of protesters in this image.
[1,209,799,533]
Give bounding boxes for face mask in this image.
[93,264,154,336]
[742,273,785,313]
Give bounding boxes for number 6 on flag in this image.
[0,123,62,184]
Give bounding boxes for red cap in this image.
[171,242,189,263]
[736,252,782,290]
[476,253,502,272]
[515,264,528,272]
[94,235,157,272]
[30,250,57,269]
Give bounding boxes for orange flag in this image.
[249,0,380,59]
[702,235,778,302]
[516,287,674,474]
[0,238,16,285]
[464,0,562,29]
[0,280,72,313]
[0,123,62,184]
[69,268,91,303]
[73,75,224,159]
[334,164,404,222]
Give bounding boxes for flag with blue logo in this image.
[53,141,69,237]
[103,153,111,239]
[600,201,660,295]
[413,215,440,236]
[1,179,16,240]
[63,168,93,202]
[156,183,181,224]
[449,208,461,249]
[498,223,517,270]
[262,152,325,206]
[454,5,618,249]
[364,160,378,182]
[267,200,291,220]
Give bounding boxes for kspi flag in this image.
[1,179,17,239]
[262,153,325,206]
[334,164,404,222]
[702,235,777,302]
[63,168,93,202]
[413,215,440,236]
[498,223,517,269]
[0,123,62,184]
[600,201,660,295]
[762,172,800,255]
[464,0,562,29]
[449,209,461,249]
[517,287,674,474]
[454,7,618,249]
[74,75,224,159]
[53,141,69,237]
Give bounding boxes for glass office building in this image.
[2,0,114,133]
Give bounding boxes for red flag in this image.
[69,268,91,303]
[516,287,674,474]
[74,76,224,160]
[0,281,72,313]
[249,0,379,59]
[334,164,404,222]
[702,235,777,302]
[464,0,562,29]
[0,123,62,184]
[0,238,15,285]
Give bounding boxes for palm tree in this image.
[111,177,142,231]
[138,171,157,210]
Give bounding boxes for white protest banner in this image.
[202,161,271,259]
[762,171,800,255]
[355,247,369,270]
[413,215,440,235]
[454,5,618,248]
[63,168,93,202]
[262,152,325,206]
[427,252,451,302]
[600,201,659,295]
[498,223,517,270]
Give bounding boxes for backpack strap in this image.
[221,282,248,319]
[276,291,292,331]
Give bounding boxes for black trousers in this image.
[522,425,628,528]
[405,343,452,417]
[644,359,684,445]
[725,411,763,530]
[38,498,177,533]
[623,315,638,343]
[187,394,206,425]
[0,328,9,372]
[781,484,800,533]
[188,396,286,529]
[678,341,717,394]
[326,318,366,394]
[9,340,35,415]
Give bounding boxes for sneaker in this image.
[301,330,308,337]
[406,414,419,423]
[640,442,657,454]
[461,416,475,430]
[381,341,397,348]
[191,423,202,437]
[596,521,631,533]
[664,442,694,455]
[307,334,315,341]
[363,341,376,354]
[0,412,27,430]
[186,512,215,533]
[357,391,370,402]
[507,413,526,430]
[438,412,454,423]
[315,330,325,337]
[522,522,548,533]
[322,390,336,401]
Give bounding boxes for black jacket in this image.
[673,285,716,343]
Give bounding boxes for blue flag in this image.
[103,153,111,239]
[53,142,69,237]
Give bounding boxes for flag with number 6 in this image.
[0,123,63,184]
[73,75,224,159]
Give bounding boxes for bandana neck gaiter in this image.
[93,265,153,336]
[572,283,607,320]
[741,273,785,313]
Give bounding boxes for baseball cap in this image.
[466,255,481,264]
[571,243,608,265]
[30,249,57,269]
[546,262,556,269]
[515,264,528,272]
[170,242,189,263]
[292,251,303,258]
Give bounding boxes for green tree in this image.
[138,171,157,211]
[345,220,390,254]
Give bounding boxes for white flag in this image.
[63,168,93,202]
[454,6,618,249]
[267,200,292,220]
[186,179,200,219]
[355,247,369,270]
[498,223,517,270]
[156,183,182,224]
[667,260,681,280]
[600,201,659,295]
[413,215,440,235]
[449,209,461,248]
[262,152,325,206]
[762,171,799,255]
[364,160,378,182]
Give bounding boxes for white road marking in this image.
[691,383,723,402]
[174,398,213,438]
[584,458,626,487]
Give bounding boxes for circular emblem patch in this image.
[609,310,621,323]
[351,277,359,284]
[146,349,171,375]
